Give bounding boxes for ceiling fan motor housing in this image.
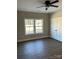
[45,1,50,7]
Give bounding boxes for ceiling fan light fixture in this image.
[45,7,48,10]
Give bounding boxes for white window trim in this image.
[25,19,44,35]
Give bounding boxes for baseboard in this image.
[50,37,62,43]
[17,36,49,43]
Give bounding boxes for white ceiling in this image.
[17,0,62,13]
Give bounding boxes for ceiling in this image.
[17,0,62,13]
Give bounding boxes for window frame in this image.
[24,19,44,35]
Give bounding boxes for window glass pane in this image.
[35,19,43,33]
[25,27,34,34]
[36,27,43,33]
[36,27,43,30]
[25,19,34,35]
[35,20,43,26]
[36,29,43,33]
[25,19,34,26]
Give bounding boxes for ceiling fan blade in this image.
[37,6,45,8]
[50,5,58,7]
[50,0,59,4]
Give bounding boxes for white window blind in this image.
[25,19,43,35]
[35,20,43,33]
[25,19,34,35]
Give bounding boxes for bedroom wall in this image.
[17,11,50,42]
[50,10,62,41]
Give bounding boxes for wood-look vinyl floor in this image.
[17,38,62,59]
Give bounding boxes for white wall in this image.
[50,10,62,41]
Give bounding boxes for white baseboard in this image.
[17,36,49,42]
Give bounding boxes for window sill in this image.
[25,33,44,36]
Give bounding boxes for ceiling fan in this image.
[37,0,59,10]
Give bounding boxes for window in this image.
[25,19,43,35]
[35,20,43,33]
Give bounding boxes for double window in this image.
[25,19,43,35]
